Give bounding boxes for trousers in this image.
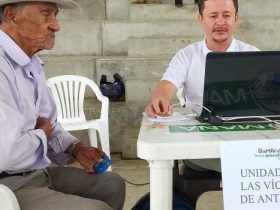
[184,159,221,172]
[0,166,126,210]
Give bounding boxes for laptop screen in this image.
[200,51,280,121]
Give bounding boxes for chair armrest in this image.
[0,184,20,210]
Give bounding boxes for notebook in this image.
[198,51,280,124]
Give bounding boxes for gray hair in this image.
[0,3,26,23]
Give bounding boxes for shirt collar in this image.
[0,30,44,69]
[203,36,237,57]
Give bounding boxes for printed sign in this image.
[221,139,280,210]
[169,123,277,133]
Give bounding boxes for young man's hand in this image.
[35,117,53,140]
[72,143,105,173]
[144,80,177,117]
[145,97,171,118]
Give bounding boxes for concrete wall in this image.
[42,0,280,78]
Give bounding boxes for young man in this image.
[0,1,125,210]
[145,0,259,171]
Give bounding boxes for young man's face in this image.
[199,0,238,48]
[12,2,60,54]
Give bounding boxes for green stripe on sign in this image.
[169,123,278,133]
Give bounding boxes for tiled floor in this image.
[70,154,150,210]
[69,154,222,210]
[111,154,150,210]
[112,155,223,210]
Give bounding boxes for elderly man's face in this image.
[199,0,238,48]
[12,2,60,54]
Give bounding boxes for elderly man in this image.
[0,1,125,210]
[145,0,259,172]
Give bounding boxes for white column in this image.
[149,160,174,210]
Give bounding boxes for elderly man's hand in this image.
[35,117,53,140]
[72,143,105,173]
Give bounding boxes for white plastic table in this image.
[137,116,280,210]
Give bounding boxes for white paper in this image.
[221,139,280,210]
[142,112,195,123]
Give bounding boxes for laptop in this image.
[198,51,280,124]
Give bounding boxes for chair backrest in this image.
[0,184,20,210]
[47,75,106,124]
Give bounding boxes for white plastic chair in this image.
[46,75,111,163]
[0,184,20,210]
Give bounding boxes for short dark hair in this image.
[194,0,238,15]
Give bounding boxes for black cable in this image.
[123,178,150,186]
